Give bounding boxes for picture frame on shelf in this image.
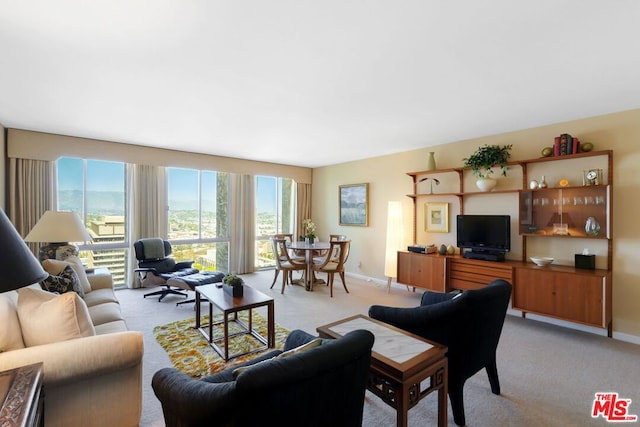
[425,202,449,233]
[339,183,369,226]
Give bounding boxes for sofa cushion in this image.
[17,287,96,347]
[43,257,92,294]
[232,338,322,378]
[87,301,124,327]
[40,265,85,297]
[83,288,119,307]
[0,291,25,351]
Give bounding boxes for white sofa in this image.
[0,259,143,427]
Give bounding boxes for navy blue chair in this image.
[369,279,512,426]
[133,238,198,302]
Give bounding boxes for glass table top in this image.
[328,317,433,364]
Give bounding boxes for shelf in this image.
[518,149,612,165]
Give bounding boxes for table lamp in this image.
[24,210,92,261]
[0,209,48,292]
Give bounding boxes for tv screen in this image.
[456,215,511,254]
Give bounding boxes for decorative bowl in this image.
[530,256,554,266]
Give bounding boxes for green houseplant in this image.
[223,274,244,297]
[462,144,512,191]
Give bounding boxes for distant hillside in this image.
[59,190,125,215]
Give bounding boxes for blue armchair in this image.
[369,279,512,426]
[152,329,374,427]
[133,238,198,301]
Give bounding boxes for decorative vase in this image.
[426,152,436,171]
[585,217,600,236]
[476,178,497,192]
[438,244,447,255]
[538,175,548,189]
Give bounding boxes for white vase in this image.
[476,178,497,192]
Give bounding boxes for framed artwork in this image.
[425,202,449,233]
[339,183,369,226]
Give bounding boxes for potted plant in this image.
[302,219,317,244]
[223,274,244,297]
[462,144,513,191]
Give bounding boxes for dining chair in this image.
[273,233,304,283]
[312,240,350,297]
[329,234,349,262]
[270,238,306,294]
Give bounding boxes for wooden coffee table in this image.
[317,314,448,427]
[195,283,275,361]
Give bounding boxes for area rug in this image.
[153,312,290,379]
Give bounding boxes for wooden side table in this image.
[0,363,44,427]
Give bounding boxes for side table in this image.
[0,363,44,427]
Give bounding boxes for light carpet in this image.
[153,312,289,379]
[119,270,640,426]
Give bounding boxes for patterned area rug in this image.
[153,312,289,379]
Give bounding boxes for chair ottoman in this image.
[166,271,226,306]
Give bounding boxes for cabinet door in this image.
[397,252,446,292]
[553,273,604,326]
[514,267,608,327]
[513,269,556,315]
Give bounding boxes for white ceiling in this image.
[1,1,639,168]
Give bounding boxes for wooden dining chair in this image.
[312,240,350,297]
[270,238,306,294]
[273,233,304,283]
[329,234,349,262]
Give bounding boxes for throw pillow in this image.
[17,287,95,347]
[232,338,322,378]
[40,265,85,298]
[42,256,92,294]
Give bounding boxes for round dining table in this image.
[288,241,331,291]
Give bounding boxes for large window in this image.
[167,167,230,273]
[57,157,128,286]
[255,176,295,269]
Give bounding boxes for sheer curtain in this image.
[8,158,55,253]
[229,173,255,274]
[128,164,167,288]
[296,182,312,240]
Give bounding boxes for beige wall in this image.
[7,129,312,184]
[312,108,640,340]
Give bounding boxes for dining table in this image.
[288,241,331,291]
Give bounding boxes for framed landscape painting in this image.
[425,202,449,233]
[339,183,369,226]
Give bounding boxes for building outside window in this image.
[57,157,128,286]
[255,176,295,269]
[167,167,230,273]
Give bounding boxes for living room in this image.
[1,3,640,426]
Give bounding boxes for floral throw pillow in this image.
[40,265,85,298]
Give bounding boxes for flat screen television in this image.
[457,215,511,261]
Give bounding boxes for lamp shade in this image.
[0,209,48,292]
[24,210,92,243]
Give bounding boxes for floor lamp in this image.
[384,201,403,293]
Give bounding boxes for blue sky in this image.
[58,158,276,213]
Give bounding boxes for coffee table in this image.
[317,314,448,427]
[195,283,275,361]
